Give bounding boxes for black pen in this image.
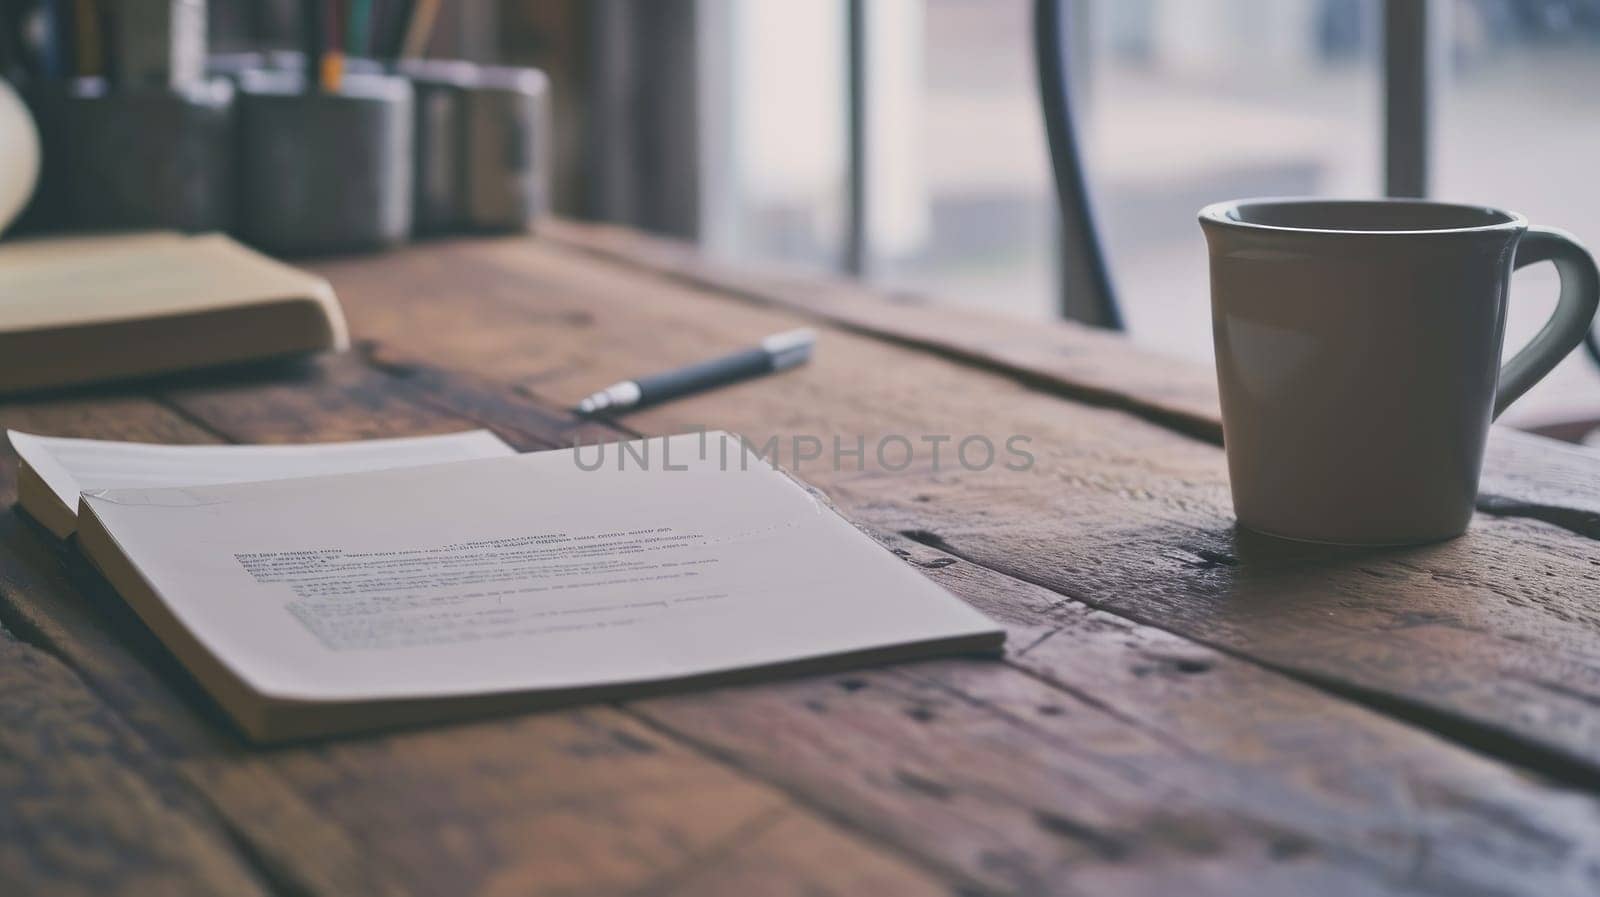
[575,328,816,416]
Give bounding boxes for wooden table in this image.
[4,223,1600,897]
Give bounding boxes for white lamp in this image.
[0,79,40,236]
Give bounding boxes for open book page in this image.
[9,429,516,535]
[80,432,1002,704]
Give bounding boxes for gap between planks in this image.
[892,525,1600,794]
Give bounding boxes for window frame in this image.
[837,0,1440,311]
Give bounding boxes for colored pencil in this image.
[400,0,439,59]
[346,0,372,57]
[322,0,344,91]
[72,0,101,76]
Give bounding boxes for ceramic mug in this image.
[1199,198,1599,545]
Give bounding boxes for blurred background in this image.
[201,0,1600,426]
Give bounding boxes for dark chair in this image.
[1033,0,1121,330]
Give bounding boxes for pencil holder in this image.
[460,66,550,233]
[399,59,476,234]
[236,70,413,255]
[24,77,235,232]
[397,61,550,235]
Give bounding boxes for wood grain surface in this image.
[2,224,1598,896]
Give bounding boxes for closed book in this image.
[0,231,347,393]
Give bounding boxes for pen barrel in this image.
[634,348,775,407]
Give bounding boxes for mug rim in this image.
[1199,196,1528,237]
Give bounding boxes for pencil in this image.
[73,0,101,76]
[346,0,372,57]
[40,0,70,77]
[320,48,344,92]
[321,0,344,91]
[400,0,439,59]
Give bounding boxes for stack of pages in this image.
[9,429,1003,741]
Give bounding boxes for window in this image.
[1081,0,1382,360]
[698,0,849,272]
[697,0,1600,422]
[1436,1,1600,425]
[865,0,1058,319]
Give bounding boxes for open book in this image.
[9,429,517,538]
[64,431,1002,741]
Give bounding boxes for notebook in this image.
[0,231,348,393]
[8,429,517,538]
[72,431,1004,741]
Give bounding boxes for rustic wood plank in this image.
[330,338,1600,896]
[538,219,1600,538]
[0,388,959,896]
[311,237,1600,787]
[0,399,281,895]
[156,353,1395,895]
[653,812,949,897]
[0,626,274,897]
[171,318,1600,893]
[537,221,1226,439]
[3,229,1597,895]
[1476,429,1600,539]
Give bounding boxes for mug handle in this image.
[1495,226,1600,418]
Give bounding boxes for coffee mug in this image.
[1199,198,1599,545]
